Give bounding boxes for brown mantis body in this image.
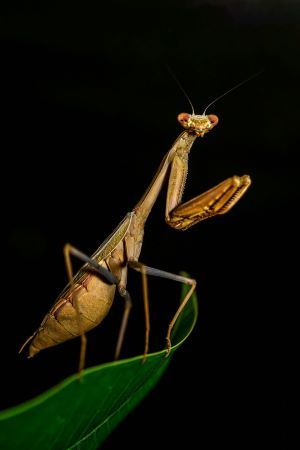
[20,111,251,372]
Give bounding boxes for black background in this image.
[1,1,296,449]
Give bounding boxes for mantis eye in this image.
[207,114,219,127]
[177,113,190,125]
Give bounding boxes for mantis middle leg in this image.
[129,261,196,358]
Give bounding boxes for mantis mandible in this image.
[19,107,251,374]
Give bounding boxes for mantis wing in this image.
[53,212,133,304]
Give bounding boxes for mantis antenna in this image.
[166,64,195,115]
[203,71,262,115]
[167,65,261,116]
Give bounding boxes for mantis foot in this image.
[165,337,172,357]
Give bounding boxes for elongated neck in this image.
[133,131,196,225]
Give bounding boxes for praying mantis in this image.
[19,103,251,374]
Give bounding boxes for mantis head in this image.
[177,113,219,137]
[174,72,261,138]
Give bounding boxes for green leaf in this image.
[0,278,198,450]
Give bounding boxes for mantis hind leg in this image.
[63,244,119,377]
[128,261,196,358]
[114,286,132,360]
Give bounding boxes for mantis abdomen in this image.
[29,272,116,357]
